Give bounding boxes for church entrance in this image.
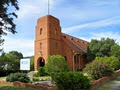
[38,57,45,67]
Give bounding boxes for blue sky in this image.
[2,0,120,56]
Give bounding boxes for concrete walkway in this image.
[108,79,120,90]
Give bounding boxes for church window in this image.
[74,55,79,63]
[55,28,57,35]
[40,43,42,49]
[40,28,42,35]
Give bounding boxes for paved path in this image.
[108,79,120,90]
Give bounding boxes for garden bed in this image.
[0,69,120,90]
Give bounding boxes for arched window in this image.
[64,56,67,62]
[40,28,42,35]
[40,43,42,49]
[55,28,57,35]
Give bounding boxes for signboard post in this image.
[20,59,30,70]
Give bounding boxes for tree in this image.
[0,51,23,71]
[0,36,4,52]
[9,50,23,59]
[110,45,120,60]
[45,55,69,75]
[0,0,19,35]
[0,0,19,51]
[95,56,120,70]
[87,38,117,61]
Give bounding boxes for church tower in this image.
[34,15,62,71]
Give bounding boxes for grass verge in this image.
[0,84,40,90]
[0,76,7,81]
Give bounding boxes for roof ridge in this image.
[62,33,88,42]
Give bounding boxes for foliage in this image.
[37,67,46,76]
[8,51,23,59]
[110,45,120,60]
[30,56,34,71]
[83,61,114,80]
[0,0,19,36]
[52,72,91,90]
[0,51,23,71]
[0,0,19,51]
[45,55,69,75]
[32,77,40,81]
[95,56,120,70]
[6,73,30,83]
[87,38,117,61]
[0,36,4,52]
[0,70,17,77]
[33,73,39,77]
[32,76,51,81]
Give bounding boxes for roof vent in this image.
[64,36,66,38]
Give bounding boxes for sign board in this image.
[20,59,30,70]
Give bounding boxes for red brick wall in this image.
[34,15,62,71]
[62,39,73,70]
[34,15,87,71]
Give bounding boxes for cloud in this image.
[17,0,64,19]
[2,36,34,57]
[79,31,120,45]
[63,16,120,33]
[17,0,55,19]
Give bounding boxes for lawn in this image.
[0,76,6,81]
[0,84,39,90]
[95,75,120,90]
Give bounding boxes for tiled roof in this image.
[62,33,88,53]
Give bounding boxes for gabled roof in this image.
[62,33,88,54]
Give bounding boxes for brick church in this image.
[34,15,88,71]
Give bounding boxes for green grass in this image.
[0,84,39,90]
[0,76,7,81]
[95,75,120,90]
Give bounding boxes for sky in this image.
[1,0,120,57]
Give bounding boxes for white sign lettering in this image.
[20,59,30,70]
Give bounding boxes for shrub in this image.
[32,77,40,81]
[52,72,91,90]
[45,55,69,75]
[6,73,30,83]
[83,61,114,80]
[37,67,46,76]
[0,70,18,77]
[95,56,120,70]
[33,73,39,77]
